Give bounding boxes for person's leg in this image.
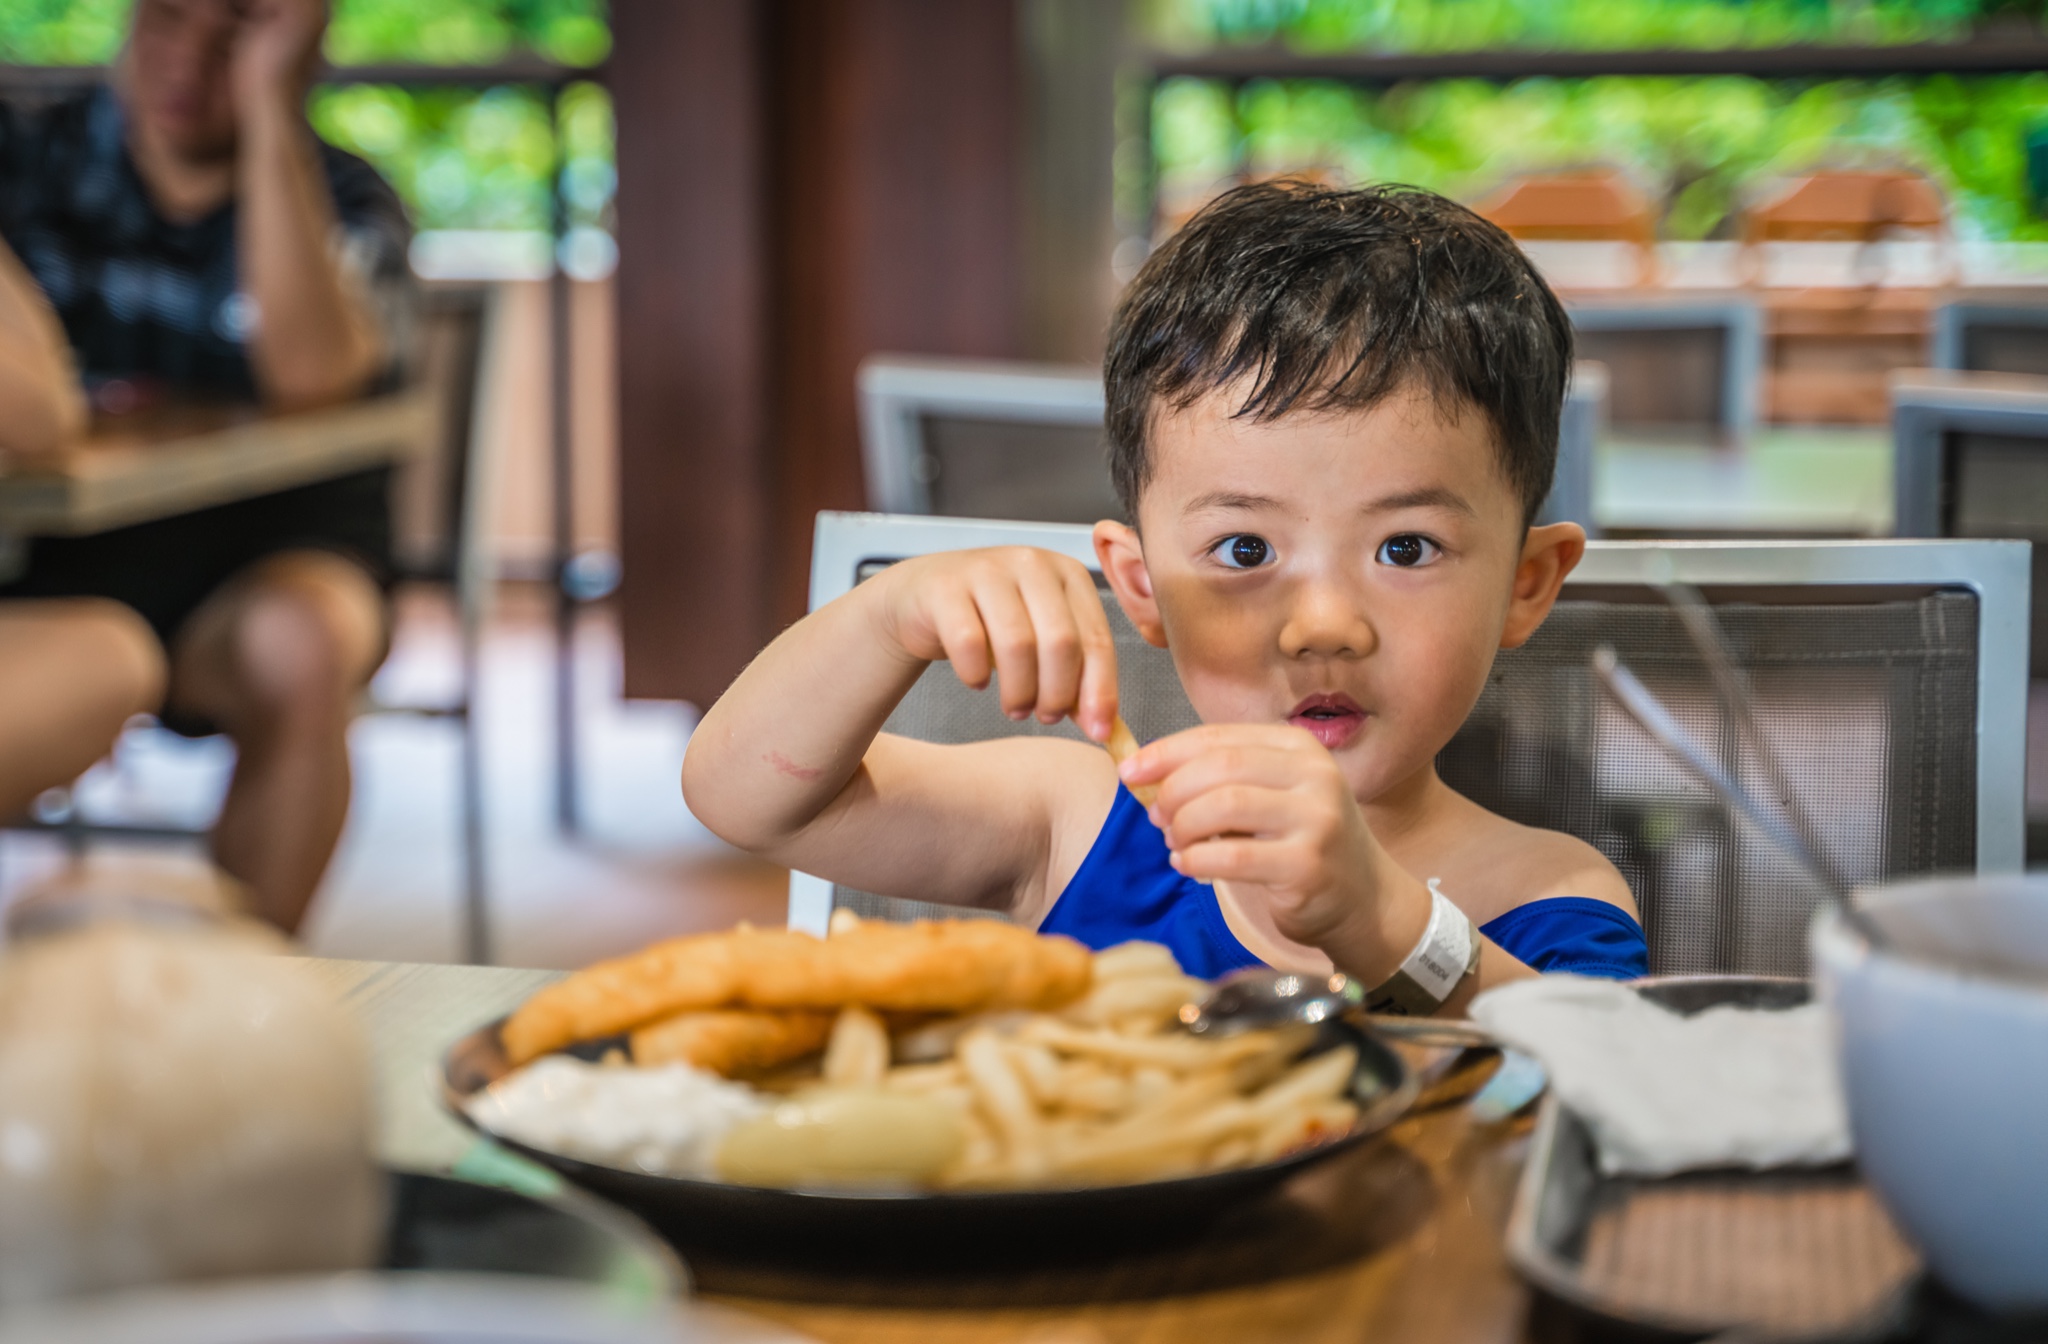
[0,598,167,818]
[167,550,387,933]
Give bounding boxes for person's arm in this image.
[0,234,86,459]
[682,547,1122,915]
[1120,724,1539,1016]
[230,0,384,408]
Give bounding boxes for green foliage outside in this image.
[1141,0,2009,54]
[310,81,613,232]
[0,0,609,66]
[0,1,612,234]
[1153,71,2048,241]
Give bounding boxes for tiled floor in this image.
[0,585,788,968]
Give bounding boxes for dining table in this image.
[0,391,435,582]
[311,956,1544,1344]
[1596,424,1895,537]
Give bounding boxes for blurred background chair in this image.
[858,353,1603,533]
[858,356,1115,524]
[1932,302,2048,378]
[794,512,2028,978]
[1474,168,1660,287]
[4,283,505,962]
[1566,299,1762,441]
[1891,368,2048,678]
[1743,169,1948,424]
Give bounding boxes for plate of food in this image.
[442,916,1416,1256]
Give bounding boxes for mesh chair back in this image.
[919,415,1120,524]
[1442,587,1976,976]
[1891,370,2048,674]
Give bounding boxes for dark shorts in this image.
[0,467,395,730]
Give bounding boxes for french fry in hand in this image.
[1104,716,1158,807]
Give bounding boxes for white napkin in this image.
[1468,976,1850,1177]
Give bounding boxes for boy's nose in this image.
[1277,581,1376,661]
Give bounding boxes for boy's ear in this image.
[1093,520,1168,649]
[1501,522,1586,650]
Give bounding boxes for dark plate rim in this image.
[1502,973,1831,1340]
[439,1013,1418,1211]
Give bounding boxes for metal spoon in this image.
[1178,966,1496,1049]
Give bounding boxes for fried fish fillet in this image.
[501,921,1092,1064]
[501,926,782,1064]
[629,1008,835,1076]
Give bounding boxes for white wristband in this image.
[1364,878,1479,1016]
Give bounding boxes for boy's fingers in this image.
[1065,565,1119,741]
[928,584,992,689]
[1159,784,1296,852]
[1015,562,1083,724]
[969,576,1040,718]
[1120,723,1318,782]
[1150,745,1323,820]
[1170,837,1291,886]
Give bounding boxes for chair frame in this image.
[1566,297,1764,437]
[791,511,2031,933]
[1930,302,2048,375]
[857,356,1105,516]
[1891,369,2048,539]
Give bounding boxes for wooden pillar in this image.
[612,0,772,703]
[614,0,1023,704]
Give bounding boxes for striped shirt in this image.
[0,85,412,399]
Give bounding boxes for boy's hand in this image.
[1119,724,1427,975]
[871,547,1119,743]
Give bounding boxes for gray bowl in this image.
[1812,874,2048,1314]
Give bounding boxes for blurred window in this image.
[1147,0,1990,56]
[1148,72,2048,247]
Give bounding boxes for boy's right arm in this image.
[682,546,1121,914]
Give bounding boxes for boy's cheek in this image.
[1151,575,1278,714]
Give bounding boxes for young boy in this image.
[684,182,1646,1018]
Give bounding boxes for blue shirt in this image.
[1041,784,1649,981]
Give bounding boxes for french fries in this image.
[498,926,1365,1191]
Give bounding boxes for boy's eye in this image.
[1376,534,1441,568]
[1212,534,1273,570]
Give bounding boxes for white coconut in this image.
[0,918,383,1305]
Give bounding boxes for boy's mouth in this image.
[1287,694,1368,749]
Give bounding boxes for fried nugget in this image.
[629,1008,835,1076]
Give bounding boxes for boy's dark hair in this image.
[1104,181,1573,526]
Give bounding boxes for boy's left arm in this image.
[1122,724,1538,1016]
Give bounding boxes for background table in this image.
[0,392,433,579]
[317,956,1538,1344]
[1597,426,1894,536]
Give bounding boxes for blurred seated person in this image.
[0,204,164,823]
[0,0,413,933]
